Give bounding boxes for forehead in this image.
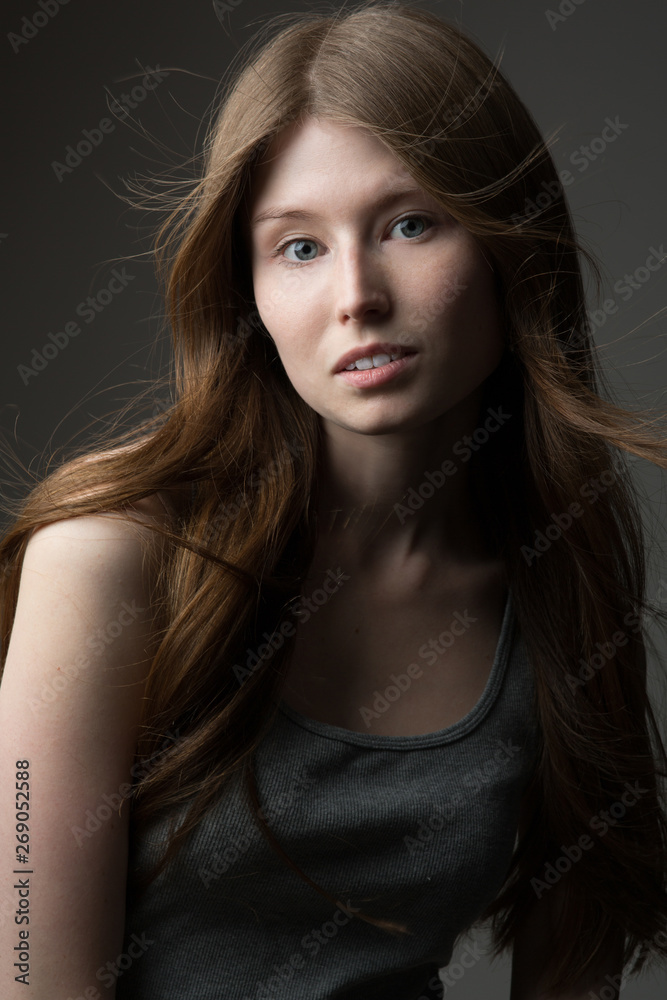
[246,117,420,219]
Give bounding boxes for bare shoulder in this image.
[22,502,161,599]
[6,501,166,708]
[23,484,187,561]
[0,493,181,994]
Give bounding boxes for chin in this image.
[321,411,422,437]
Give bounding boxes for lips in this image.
[333,342,417,374]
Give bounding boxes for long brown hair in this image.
[2,2,667,993]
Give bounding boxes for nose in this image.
[333,243,391,325]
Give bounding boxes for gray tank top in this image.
[115,587,539,999]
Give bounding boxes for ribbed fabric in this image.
[115,587,540,999]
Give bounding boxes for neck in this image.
[312,391,501,574]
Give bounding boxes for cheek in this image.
[434,244,500,338]
[252,269,311,344]
[252,288,293,351]
[251,283,312,388]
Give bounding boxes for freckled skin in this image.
[243,118,510,733]
[245,117,504,442]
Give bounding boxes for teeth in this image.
[344,352,402,371]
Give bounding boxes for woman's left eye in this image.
[270,214,433,268]
[390,215,431,240]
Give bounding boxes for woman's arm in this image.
[0,512,159,999]
[510,878,624,999]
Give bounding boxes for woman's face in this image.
[244,117,504,438]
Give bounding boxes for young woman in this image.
[1,2,667,998]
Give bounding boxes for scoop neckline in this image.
[276,586,514,749]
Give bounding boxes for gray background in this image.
[1,0,666,995]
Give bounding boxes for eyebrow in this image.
[250,187,428,229]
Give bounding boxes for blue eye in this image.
[281,238,319,265]
[270,214,433,268]
[391,216,428,239]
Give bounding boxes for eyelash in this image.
[269,213,435,269]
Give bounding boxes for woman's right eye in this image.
[270,238,320,268]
